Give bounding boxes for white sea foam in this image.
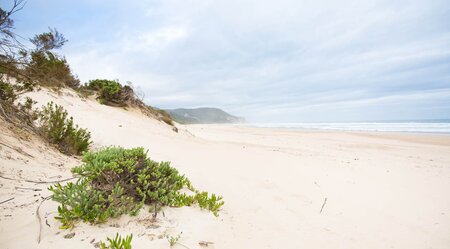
[247,122,450,133]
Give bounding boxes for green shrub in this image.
[100,233,133,249]
[23,29,80,88]
[86,79,133,106]
[166,233,181,247]
[195,192,224,217]
[0,81,16,103]
[156,109,174,126]
[143,105,175,126]
[39,102,91,155]
[86,80,176,127]
[26,51,80,88]
[49,147,224,229]
[1,80,39,126]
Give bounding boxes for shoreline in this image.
[229,122,450,135]
[186,123,450,145]
[250,124,450,136]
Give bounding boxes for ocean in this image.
[248,120,450,134]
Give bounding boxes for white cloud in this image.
[45,0,450,121]
[125,25,189,52]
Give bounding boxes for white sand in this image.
[1,88,449,248]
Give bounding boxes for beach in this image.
[1,89,450,248]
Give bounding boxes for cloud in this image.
[124,25,189,52]
[17,0,450,121]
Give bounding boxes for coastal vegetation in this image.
[49,147,224,229]
[38,101,91,155]
[0,1,78,127]
[0,1,175,128]
[82,79,175,126]
[1,2,223,245]
[166,233,181,247]
[85,79,134,106]
[99,233,133,249]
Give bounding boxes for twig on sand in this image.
[0,174,77,184]
[320,197,327,214]
[0,197,14,204]
[0,141,34,158]
[199,241,214,247]
[15,186,42,191]
[37,196,51,244]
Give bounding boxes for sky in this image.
[6,0,450,122]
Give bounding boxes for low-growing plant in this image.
[195,192,224,217]
[99,233,133,249]
[0,81,16,103]
[49,181,140,229]
[49,146,224,229]
[38,101,91,155]
[166,233,181,247]
[1,79,39,126]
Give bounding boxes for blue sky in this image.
[7,0,450,122]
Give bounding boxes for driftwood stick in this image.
[320,197,327,214]
[37,196,51,244]
[153,202,158,218]
[0,141,34,158]
[15,186,42,191]
[0,174,77,184]
[0,197,14,204]
[0,103,12,122]
[199,241,214,247]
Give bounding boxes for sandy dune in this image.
[1,88,449,248]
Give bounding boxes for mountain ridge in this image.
[166,107,245,124]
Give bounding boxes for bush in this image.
[26,51,80,88]
[86,79,133,106]
[0,81,16,103]
[21,29,80,88]
[100,233,133,249]
[1,80,39,126]
[144,105,175,126]
[38,102,91,155]
[49,147,224,229]
[86,79,176,127]
[155,109,174,126]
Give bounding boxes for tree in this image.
[0,1,78,124]
[0,0,25,59]
[0,1,79,88]
[30,28,67,51]
[26,30,79,88]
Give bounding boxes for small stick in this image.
[37,196,51,244]
[0,141,34,158]
[199,241,214,247]
[0,197,14,204]
[15,186,42,191]
[153,202,158,218]
[320,197,327,214]
[0,174,77,184]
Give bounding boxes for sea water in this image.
[248,120,450,134]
